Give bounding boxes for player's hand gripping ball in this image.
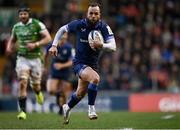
[88,30,104,51]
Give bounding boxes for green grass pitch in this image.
[0,111,180,129]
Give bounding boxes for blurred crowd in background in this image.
[0,0,180,96]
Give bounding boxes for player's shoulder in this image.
[67,19,82,28]
[32,18,46,29]
[80,18,87,24]
[31,18,42,24]
[70,19,84,25]
[13,22,22,28]
[99,20,108,28]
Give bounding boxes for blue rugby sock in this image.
[68,93,81,108]
[88,83,98,105]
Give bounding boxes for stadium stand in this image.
[0,0,180,95]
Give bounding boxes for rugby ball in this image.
[88,30,104,50]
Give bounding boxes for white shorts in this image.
[15,56,42,86]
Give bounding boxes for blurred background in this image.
[0,0,180,113]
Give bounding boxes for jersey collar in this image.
[20,18,32,25]
[84,18,101,29]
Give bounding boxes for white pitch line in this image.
[161,114,175,119]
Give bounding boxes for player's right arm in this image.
[49,20,78,56]
[6,33,16,55]
[48,25,68,56]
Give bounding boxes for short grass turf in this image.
[0,111,180,129]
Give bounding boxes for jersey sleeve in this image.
[38,21,46,32]
[101,23,114,42]
[67,20,79,33]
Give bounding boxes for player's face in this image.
[19,11,29,24]
[87,6,101,24]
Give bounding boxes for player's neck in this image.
[21,18,30,25]
[87,19,99,27]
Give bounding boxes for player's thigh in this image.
[29,58,42,87]
[47,78,60,93]
[15,56,30,80]
[76,78,89,97]
[80,66,100,82]
[59,80,72,98]
[61,80,70,91]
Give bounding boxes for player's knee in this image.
[46,84,57,95]
[48,89,56,95]
[76,92,85,99]
[91,75,100,84]
[19,79,28,90]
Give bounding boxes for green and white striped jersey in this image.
[12,18,46,59]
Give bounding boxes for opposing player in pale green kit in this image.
[6,6,51,120]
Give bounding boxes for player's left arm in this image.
[26,22,52,50]
[37,30,52,47]
[101,25,116,51]
[54,60,73,70]
[49,20,78,56]
[36,22,52,47]
[48,25,68,56]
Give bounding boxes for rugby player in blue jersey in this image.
[45,33,74,115]
[49,2,116,124]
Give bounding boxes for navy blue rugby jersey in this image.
[67,18,114,66]
[46,42,73,72]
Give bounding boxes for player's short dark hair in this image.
[88,2,101,8]
[18,4,30,14]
